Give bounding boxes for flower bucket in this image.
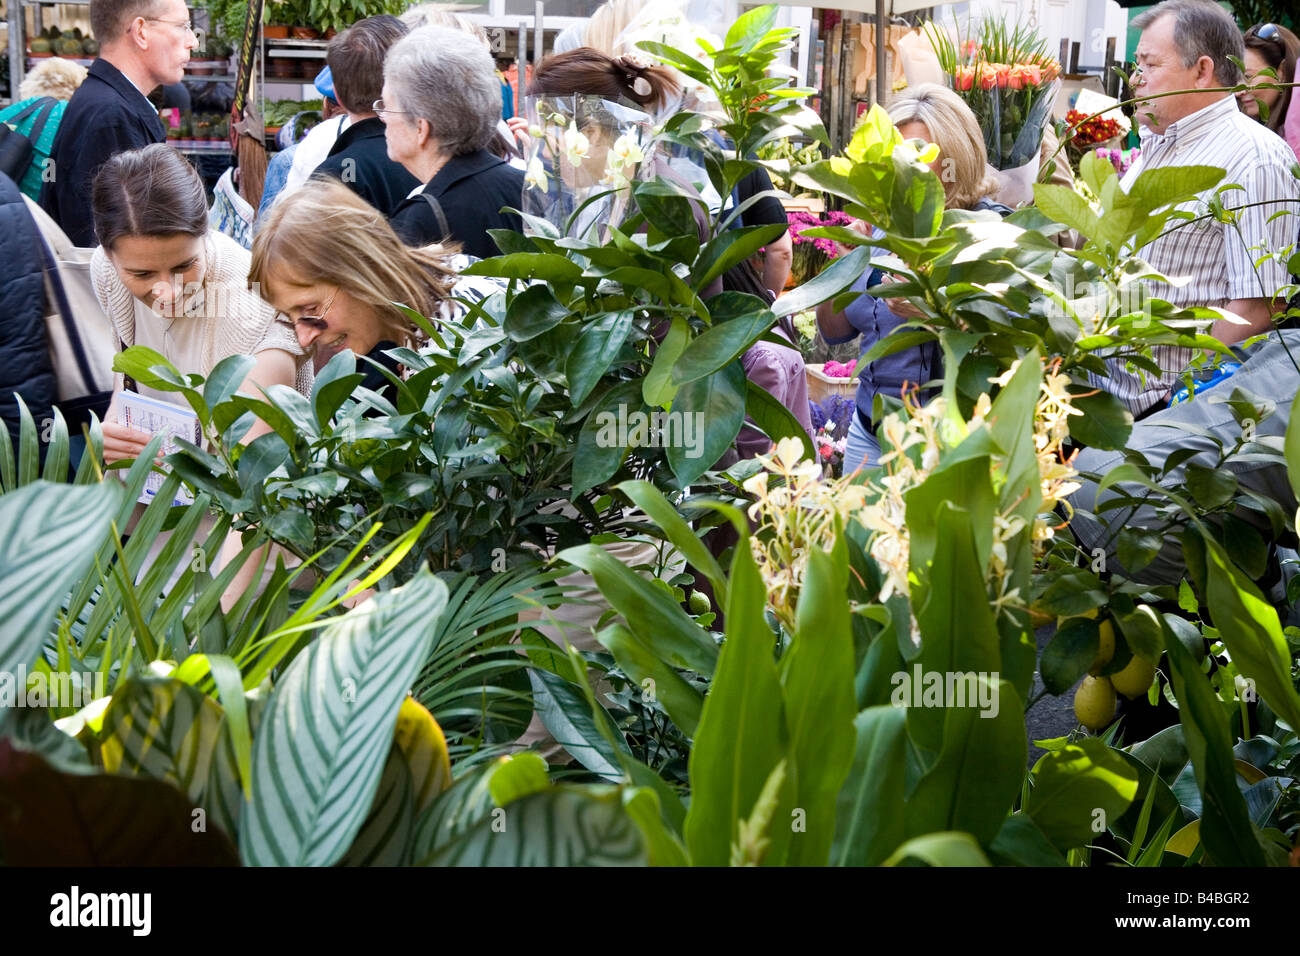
[806,364,858,403]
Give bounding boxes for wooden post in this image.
[1069,41,1080,74]
[1104,36,1117,96]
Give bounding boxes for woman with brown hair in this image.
[1239,23,1299,160]
[90,144,311,465]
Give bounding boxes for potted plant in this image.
[265,1,292,39]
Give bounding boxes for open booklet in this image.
[117,391,200,507]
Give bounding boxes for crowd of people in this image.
[1,0,1299,593]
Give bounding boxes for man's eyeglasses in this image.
[145,16,197,35]
[372,98,410,120]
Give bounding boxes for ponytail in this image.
[528,47,680,111]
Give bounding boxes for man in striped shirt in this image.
[1097,0,1300,415]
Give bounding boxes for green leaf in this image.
[573,380,646,497]
[1040,616,1100,696]
[670,307,774,385]
[1185,464,1237,509]
[556,543,718,676]
[830,705,907,866]
[503,284,570,342]
[684,543,788,867]
[595,624,704,738]
[1114,605,1165,663]
[665,360,747,486]
[643,316,688,407]
[988,814,1068,866]
[310,349,365,430]
[423,786,647,866]
[615,479,727,606]
[1066,386,1133,450]
[691,224,786,289]
[203,354,257,420]
[772,245,873,318]
[566,310,634,405]
[99,676,225,805]
[487,752,550,806]
[1161,614,1267,866]
[882,831,990,866]
[904,678,1026,845]
[239,570,447,866]
[528,667,627,780]
[0,481,121,676]
[622,786,689,867]
[1026,739,1139,851]
[1033,183,1100,238]
[1202,539,1300,733]
[780,535,857,865]
[338,741,415,866]
[744,380,817,462]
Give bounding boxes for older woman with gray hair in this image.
[382,24,524,256]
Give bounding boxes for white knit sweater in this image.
[92,230,314,397]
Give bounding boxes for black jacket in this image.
[38,58,165,247]
[1,173,56,458]
[388,149,524,258]
[312,117,420,218]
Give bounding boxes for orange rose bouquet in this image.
[928,19,1060,170]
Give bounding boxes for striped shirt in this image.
[1093,94,1300,414]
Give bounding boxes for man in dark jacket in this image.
[311,16,419,217]
[1,173,57,460]
[38,0,196,246]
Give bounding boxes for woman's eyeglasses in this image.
[372,98,409,120]
[280,286,340,333]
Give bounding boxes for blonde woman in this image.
[249,177,502,378]
[91,145,311,465]
[815,83,1010,472]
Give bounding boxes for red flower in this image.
[954,64,975,92]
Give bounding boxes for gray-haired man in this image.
[1093,0,1299,416]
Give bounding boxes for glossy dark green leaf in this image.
[503,284,570,342]
[1040,616,1100,696]
[743,380,816,462]
[1066,385,1133,450]
[665,360,747,486]
[670,308,774,385]
[1185,464,1237,509]
[566,311,635,405]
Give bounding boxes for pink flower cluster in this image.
[788,209,855,258]
[822,359,857,379]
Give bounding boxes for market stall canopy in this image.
[771,0,962,12]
